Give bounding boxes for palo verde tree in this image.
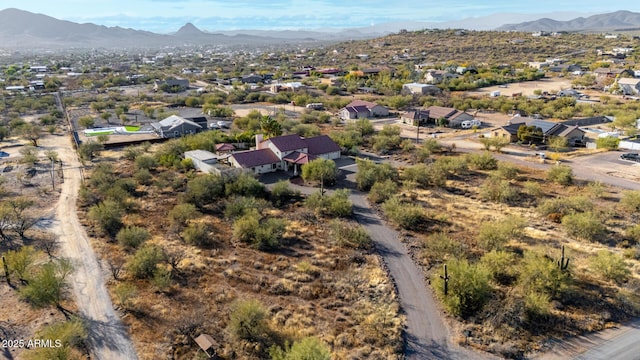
[301,158,338,186]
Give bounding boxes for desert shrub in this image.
[401,139,415,152]
[588,250,630,284]
[523,181,544,198]
[291,123,321,137]
[183,174,225,208]
[465,152,497,170]
[479,137,509,152]
[537,196,592,218]
[480,251,516,285]
[224,196,270,219]
[372,125,402,153]
[133,168,152,185]
[368,179,399,204]
[423,232,465,260]
[586,181,607,198]
[134,154,158,170]
[561,212,605,241]
[270,180,298,207]
[433,156,469,176]
[123,146,143,161]
[524,291,551,321]
[225,173,265,198]
[422,138,443,153]
[626,224,640,243]
[494,162,519,180]
[168,203,201,230]
[304,189,352,217]
[547,165,573,185]
[181,222,213,247]
[518,251,569,298]
[19,259,73,308]
[27,318,87,360]
[228,299,270,342]
[355,158,397,191]
[381,196,424,230]
[152,266,173,291]
[479,177,518,203]
[269,336,331,360]
[116,226,150,249]
[401,163,447,188]
[88,199,124,236]
[433,259,491,318]
[233,210,286,249]
[329,219,371,249]
[127,244,165,279]
[114,282,138,309]
[620,190,640,212]
[478,216,526,251]
[595,136,619,150]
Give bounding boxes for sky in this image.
[3,1,640,33]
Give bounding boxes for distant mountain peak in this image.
[175,22,205,36]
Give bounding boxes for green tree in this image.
[517,125,543,144]
[78,141,104,160]
[26,318,87,360]
[181,222,213,247]
[260,115,282,138]
[168,203,201,230]
[183,174,225,209]
[518,251,569,298]
[301,158,338,185]
[19,123,42,146]
[562,212,605,241]
[19,258,73,308]
[2,245,37,282]
[355,158,397,191]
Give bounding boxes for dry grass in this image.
[79,156,403,360]
[395,159,640,357]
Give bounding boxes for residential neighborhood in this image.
[3,6,640,360]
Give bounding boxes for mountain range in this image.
[1,8,640,51]
[498,10,640,32]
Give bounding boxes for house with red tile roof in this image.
[229,134,341,175]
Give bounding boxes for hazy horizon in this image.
[3,2,640,33]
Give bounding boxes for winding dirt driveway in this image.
[41,134,138,360]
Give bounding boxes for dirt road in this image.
[41,135,138,360]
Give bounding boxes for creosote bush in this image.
[87,199,124,237]
[479,177,518,204]
[181,222,213,247]
[381,196,424,230]
[368,179,399,204]
[465,152,498,170]
[127,244,165,279]
[227,299,270,343]
[433,258,491,318]
[116,226,150,249]
[329,219,371,249]
[232,210,286,250]
[478,216,526,251]
[561,212,606,242]
[304,189,352,217]
[547,165,573,186]
[620,190,640,212]
[589,250,630,284]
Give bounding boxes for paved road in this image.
[264,165,493,360]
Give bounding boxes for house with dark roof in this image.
[424,106,475,128]
[401,110,431,125]
[487,116,585,146]
[339,100,389,120]
[229,134,341,175]
[151,115,203,138]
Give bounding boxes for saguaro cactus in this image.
[440,264,450,296]
[557,245,570,271]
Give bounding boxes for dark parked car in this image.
[620,153,640,162]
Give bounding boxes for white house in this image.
[618,78,640,95]
[401,83,441,96]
